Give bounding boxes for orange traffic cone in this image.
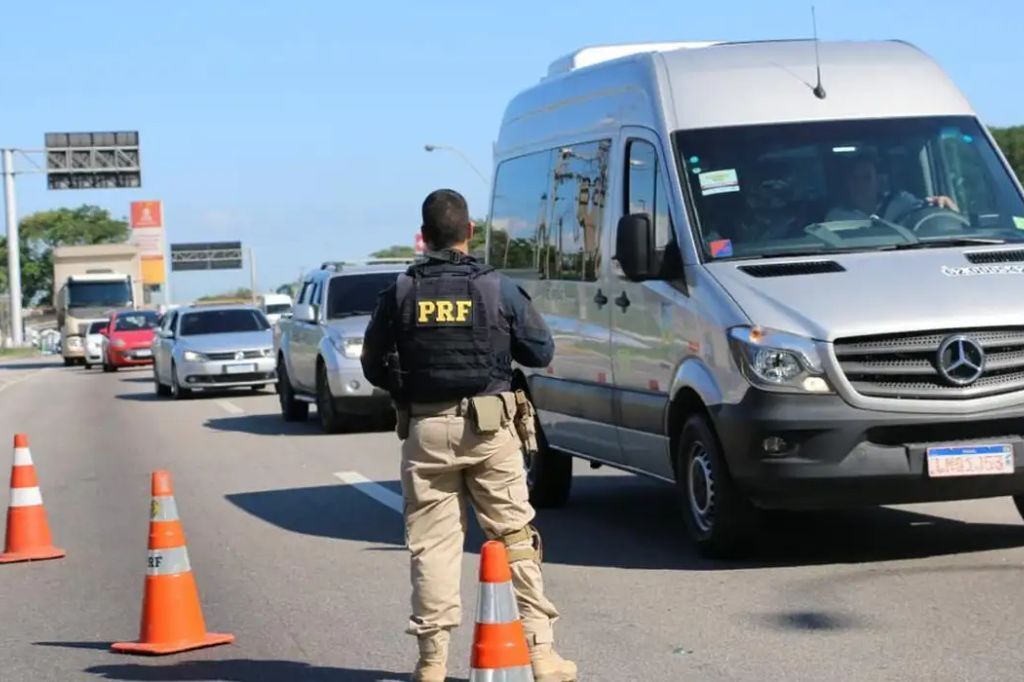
[470,540,534,681]
[0,434,65,564]
[112,470,234,655]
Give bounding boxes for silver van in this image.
[484,40,1024,556]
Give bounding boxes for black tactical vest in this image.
[395,253,511,403]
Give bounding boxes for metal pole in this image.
[2,149,23,347]
[424,145,489,188]
[249,248,257,305]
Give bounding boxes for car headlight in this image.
[112,338,127,349]
[728,327,833,394]
[182,350,207,362]
[331,335,363,359]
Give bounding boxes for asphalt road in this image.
[3,357,1024,681]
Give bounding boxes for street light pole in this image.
[423,144,489,188]
[2,149,23,346]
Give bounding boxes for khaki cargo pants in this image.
[400,399,560,646]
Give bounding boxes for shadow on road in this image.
[227,483,403,546]
[84,659,450,681]
[206,413,393,436]
[115,391,162,402]
[0,360,58,371]
[227,473,1024,570]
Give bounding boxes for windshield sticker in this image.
[942,264,1024,277]
[1014,216,1024,231]
[699,169,740,196]
[709,239,734,258]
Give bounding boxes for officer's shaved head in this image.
[422,189,471,250]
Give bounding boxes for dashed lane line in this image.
[216,399,245,415]
[333,471,403,513]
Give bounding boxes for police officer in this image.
[362,189,576,682]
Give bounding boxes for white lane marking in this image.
[333,471,403,514]
[216,399,245,415]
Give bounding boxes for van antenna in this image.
[811,6,827,99]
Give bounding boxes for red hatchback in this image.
[102,310,160,372]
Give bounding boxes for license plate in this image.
[134,349,152,358]
[926,444,1015,478]
[224,363,256,375]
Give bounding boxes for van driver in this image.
[826,156,959,222]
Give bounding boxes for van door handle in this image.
[593,289,608,307]
[615,292,631,311]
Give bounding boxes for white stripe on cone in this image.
[469,666,534,681]
[10,487,43,507]
[13,447,32,466]
[476,582,521,624]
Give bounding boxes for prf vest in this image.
[395,254,512,403]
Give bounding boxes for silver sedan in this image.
[152,305,277,399]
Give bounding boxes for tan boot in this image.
[530,643,577,682]
[412,630,449,682]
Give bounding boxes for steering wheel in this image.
[897,202,971,236]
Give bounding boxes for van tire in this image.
[676,414,757,558]
[526,417,572,508]
[277,357,309,422]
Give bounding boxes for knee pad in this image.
[500,524,542,564]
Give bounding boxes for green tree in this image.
[0,205,128,306]
[197,288,253,302]
[370,245,416,258]
[991,126,1024,181]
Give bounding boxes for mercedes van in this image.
[485,40,1024,556]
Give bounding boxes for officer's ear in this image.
[467,221,475,242]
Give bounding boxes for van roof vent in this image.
[546,41,721,77]
[738,261,846,278]
[965,249,1024,264]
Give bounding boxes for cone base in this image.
[0,546,66,564]
[112,632,234,656]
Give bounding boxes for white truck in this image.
[53,244,143,366]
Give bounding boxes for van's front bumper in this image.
[714,390,1024,509]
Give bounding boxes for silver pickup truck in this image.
[274,260,410,432]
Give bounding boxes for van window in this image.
[626,139,674,252]
[489,140,610,281]
[676,116,1024,260]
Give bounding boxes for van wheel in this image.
[676,414,757,558]
[526,413,572,508]
[317,363,346,434]
[277,357,309,422]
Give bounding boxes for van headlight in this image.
[728,327,833,394]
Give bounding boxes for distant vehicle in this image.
[53,244,143,366]
[83,320,109,370]
[258,293,293,326]
[152,305,276,399]
[101,310,160,372]
[275,262,400,432]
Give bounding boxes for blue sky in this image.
[3,0,1021,302]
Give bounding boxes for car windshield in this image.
[676,116,1024,260]
[265,303,291,314]
[327,273,398,319]
[88,321,107,334]
[68,281,132,308]
[115,312,159,331]
[179,309,269,336]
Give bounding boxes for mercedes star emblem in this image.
[937,335,985,387]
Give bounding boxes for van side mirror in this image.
[293,303,317,324]
[616,214,655,281]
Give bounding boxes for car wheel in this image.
[250,384,266,392]
[525,407,573,508]
[84,362,92,370]
[676,414,757,558]
[154,364,171,397]
[63,357,74,367]
[277,357,309,422]
[317,362,346,434]
[170,361,191,400]
[102,360,114,373]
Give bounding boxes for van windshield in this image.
[676,116,1024,260]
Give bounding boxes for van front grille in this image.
[834,328,1024,400]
